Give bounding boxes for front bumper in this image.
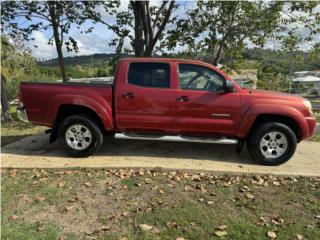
[16,106,29,123]
[305,117,317,138]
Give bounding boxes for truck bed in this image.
[19,81,113,127]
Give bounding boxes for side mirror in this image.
[223,80,235,93]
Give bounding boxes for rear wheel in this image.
[58,115,103,157]
[247,122,297,165]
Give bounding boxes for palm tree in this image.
[1,37,14,121]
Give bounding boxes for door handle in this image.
[122,92,134,99]
[176,96,189,102]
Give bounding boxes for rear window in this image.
[128,62,170,88]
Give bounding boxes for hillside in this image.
[37,49,319,74]
[37,53,119,67]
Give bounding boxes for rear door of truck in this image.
[114,59,175,133]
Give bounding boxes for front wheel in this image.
[247,122,297,165]
[58,115,103,157]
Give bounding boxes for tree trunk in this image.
[131,0,175,57]
[288,50,294,93]
[144,1,175,57]
[1,74,13,122]
[48,3,68,82]
[131,1,144,57]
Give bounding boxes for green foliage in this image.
[1,1,106,53]
[1,0,114,82]
[167,1,283,68]
[257,65,290,92]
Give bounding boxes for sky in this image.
[6,0,320,60]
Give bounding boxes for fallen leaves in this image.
[191,174,201,181]
[34,195,46,202]
[145,178,153,184]
[84,182,92,187]
[271,216,284,225]
[214,230,228,237]
[122,211,129,217]
[256,217,268,227]
[64,206,73,212]
[139,224,153,231]
[138,223,160,233]
[3,169,319,240]
[9,215,18,221]
[267,231,277,239]
[10,169,17,178]
[295,234,304,240]
[245,193,255,199]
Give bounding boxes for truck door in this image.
[173,63,241,135]
[115,61,175,133]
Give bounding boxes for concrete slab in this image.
[1,134,319,176]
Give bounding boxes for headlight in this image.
[303,100,313,114]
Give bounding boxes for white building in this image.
[293,71,320,95]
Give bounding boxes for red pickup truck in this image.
[17,58,316,165]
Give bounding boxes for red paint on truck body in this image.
[19,57,316,140]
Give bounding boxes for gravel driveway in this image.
[1,133,320,176]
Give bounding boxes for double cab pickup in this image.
[17,58,317,165]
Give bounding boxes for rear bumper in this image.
[305,117,317,139]
[17,106,29,123]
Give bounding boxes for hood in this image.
[249,89,304,102]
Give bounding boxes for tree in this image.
[1,36,34,121]
[275,2,320,92]
[257,65,289,92]
[1,37,13,121]
[167,1,283,68]
[104,0,176,58]
[1,1,107,82]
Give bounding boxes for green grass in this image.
[2,169,320,240]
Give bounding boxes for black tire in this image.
[247,122,297,165]
[58,115,103,157]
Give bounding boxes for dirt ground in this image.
[1,133,320,176]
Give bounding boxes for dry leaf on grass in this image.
[295,234,304,240]
[256,217,268,226]
[9,215,18,221]
[34,195,46,202]
[10,170,17,177]
[139,224,153,231]
[267,231,277,239]
[215,230,228,237]
[84,182,92,187]
[191,174,201,181]
[246,193,255,199]
[271,217,284,225]
[122,211,129,217]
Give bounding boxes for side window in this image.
[178,64,225,92]
[128,62,170,88]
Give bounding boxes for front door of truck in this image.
[174,63,241,135]
[115,62,175,133]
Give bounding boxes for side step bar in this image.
[115,133,238,144]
